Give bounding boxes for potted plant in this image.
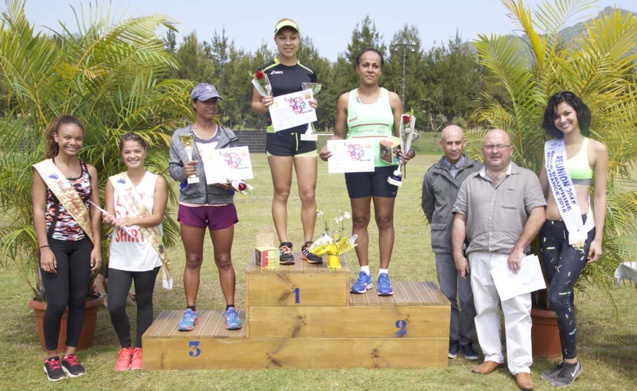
[0,1,187,350]
[472,0,637,358]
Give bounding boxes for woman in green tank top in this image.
[319,49,415,296]
[538,91,609,387]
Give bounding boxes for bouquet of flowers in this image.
[309,210,358,269]
[252,70,272,97]
[388,110,417,187]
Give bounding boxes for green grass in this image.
[1,153,636,390]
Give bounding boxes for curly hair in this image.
[542,91,591,139]
[44,115,85,158]
[119,132,148,152]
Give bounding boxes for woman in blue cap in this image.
[169,83,242,332]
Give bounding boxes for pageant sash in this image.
[33,159,94,243]
[544,140,594,249]
[110,172,173,289]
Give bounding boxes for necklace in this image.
[53,158,81,178]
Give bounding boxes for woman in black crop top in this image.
[251,18,321,265]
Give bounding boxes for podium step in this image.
[246,254,350,307]
[143,310,247,339]
[143,336,447,370]
[249,282,449,339]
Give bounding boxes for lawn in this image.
[1,136,636,390]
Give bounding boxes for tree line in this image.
[162,16,487,133]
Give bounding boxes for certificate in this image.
[326,139,375,174]
[491,254,546,302]
[269,90,317,132]
[201,146,254,184]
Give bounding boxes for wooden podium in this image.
[143,255,450,370]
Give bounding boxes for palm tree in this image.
[0,0,193,298]
[473,0,637,304]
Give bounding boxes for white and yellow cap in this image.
[274,18,299,35]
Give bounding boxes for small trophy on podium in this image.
[180,133,200,184]
[387,113,416,187]
[301,82,321,141]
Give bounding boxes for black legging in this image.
[107,267,160,348]
[40,238,93,351]
[540,218,595,359]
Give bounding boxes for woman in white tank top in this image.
[104,133,168,371]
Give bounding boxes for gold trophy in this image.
[301,82,321,141]
[180,133,200,184]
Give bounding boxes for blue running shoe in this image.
[351,271,373,294]
[224,307,242,330]
[377,273,394,296]
[178,308,198,331]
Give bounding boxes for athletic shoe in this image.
[43,356,66,382]
[115,347,133,371]
[461,343,479,360]
[178,308,198,331]
[131,347,143,370]
[551,361,583,387]
[224,307,242,330]
[279,242,295,265]
[300,241,323,264]
[377,273,394,296]
[448,341,461,359]
[351,271,373,294]
[61,354,85,377]
[541,363,563,381]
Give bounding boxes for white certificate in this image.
[269,90,317,132]
[326,139,375,174]
[202,146,254,184]
[490,254,546,302]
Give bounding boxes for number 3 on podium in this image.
[189,341,201,357]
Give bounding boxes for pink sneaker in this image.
[115,347,133,371]
[131,347,143,370]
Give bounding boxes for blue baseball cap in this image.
[191,83,223,101]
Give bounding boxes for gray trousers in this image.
[435,252,476,345]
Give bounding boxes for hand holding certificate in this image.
[201,146,254,185]
[269,90,317,132]
[491,254,546,301]
[326,139,374,174]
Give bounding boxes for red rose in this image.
[255,71,264,80]
[238,182,247,191]
[402,114,411,124]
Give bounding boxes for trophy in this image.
[300,82,321,141]
[387,114,416,187]
[180,133,200,184]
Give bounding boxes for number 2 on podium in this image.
[293,287,300,304]
[188,341,201,357]
[395,319,407,336]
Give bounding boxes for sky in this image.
[9,0,637,61]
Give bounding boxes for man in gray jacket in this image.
[422,125,482,360]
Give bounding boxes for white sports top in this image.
[109,172,162,271]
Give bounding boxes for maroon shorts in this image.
[177,204,238,231]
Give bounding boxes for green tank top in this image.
[566,138,593,185]
[346,87,396,167]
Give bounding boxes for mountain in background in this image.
[469,7,637,61]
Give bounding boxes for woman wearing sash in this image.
[32,115,101,382]
[319,49,414,296]
[104,133,168,371]
[251,18,322,265]
[539,91,608,387]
